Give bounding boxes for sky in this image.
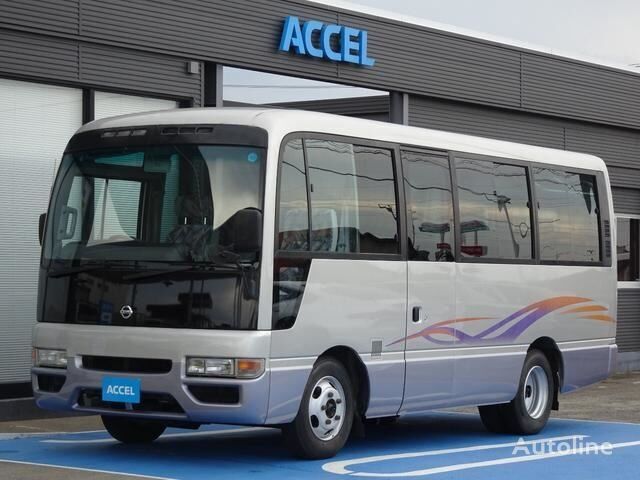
[224,0,640,104]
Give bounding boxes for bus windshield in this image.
[43,144,265,265]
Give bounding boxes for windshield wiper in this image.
[122,263,240,282]
[47,262,120,278]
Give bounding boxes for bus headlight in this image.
[34,348,68,369]
[186,357,264,379]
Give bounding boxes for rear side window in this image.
[455,157,533,260]
[402,150,455,261]
[277,138,400,255]
[534,168,600,263]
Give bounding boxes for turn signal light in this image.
[236,359,265,378]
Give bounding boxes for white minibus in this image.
[33,108,617,458]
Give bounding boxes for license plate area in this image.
[102,376,141,404]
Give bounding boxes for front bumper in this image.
[32,323,271,425]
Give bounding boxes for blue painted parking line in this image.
[1,413,639,479]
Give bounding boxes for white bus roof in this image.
[79,108,606,172]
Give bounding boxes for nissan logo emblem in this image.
[120,305,134,320]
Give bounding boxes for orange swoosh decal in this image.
[580,314,615,323]
[563,305,608,314]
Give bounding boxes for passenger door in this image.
[399,149,457,413]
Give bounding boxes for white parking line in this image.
[323,435,640,477]
[0,459,176,479]
[41,426,270,444]
[323,435,585,476]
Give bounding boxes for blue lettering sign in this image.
[102,376,141,404]
[279,16,306,55]
[302,20,324,58]
[322,23,342,62]
[279,16,375,67]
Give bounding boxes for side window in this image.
[455,157,533,260]
[273,137,399,330]
[402,150,455,261]
[305,139,399,254]
[352,145,399,254]
[277,139,309,251]
[272,257,310,330]
[535,169,600,263]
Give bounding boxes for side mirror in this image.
[227,208,263,253]
[38,213,47,246]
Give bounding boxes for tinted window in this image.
[305,139,399,254]
[402,151,455,261]
[353,145,399,254]
[277,139,309,251]
[455,158,533,260]
[272,257,310,330]
[45,145,264,264]
[535,169,600,263]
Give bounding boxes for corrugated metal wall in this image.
[81,45,202,105]
[0,25,202,105]
[272,96,390,121]
[409,96,640,182]
[409,96,565,148]
[612,189,640,215]
[4,0,640,130]
[618,290,640,352]
[521,54,640,129]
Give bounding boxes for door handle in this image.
[412,306,423,323]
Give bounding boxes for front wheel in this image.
[479,349,554,435]
[102,415,166,444]
[282,358,355,459]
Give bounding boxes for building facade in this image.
[1,0,639,392]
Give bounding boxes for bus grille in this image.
[82,355,172,374]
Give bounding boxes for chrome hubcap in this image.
[308,376,346,441]
[523,366,549,419]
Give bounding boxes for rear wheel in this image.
[283,357,355,459]
[102,415,166,444]
[479,349,554,435]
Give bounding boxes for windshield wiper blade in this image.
[47,261,129,278]
[122,266,195,281]
[48,264,104,278]
[122,264,240,282]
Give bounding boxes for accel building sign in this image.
[279,15,375,66]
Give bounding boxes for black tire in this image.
[282,357,355,459]
[102,415,166,444]
[478,403,509,433]
[479,349,554,435]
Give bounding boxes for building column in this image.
[203,62,224,107]
[82,88,95,124]
[389,91,409,125]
